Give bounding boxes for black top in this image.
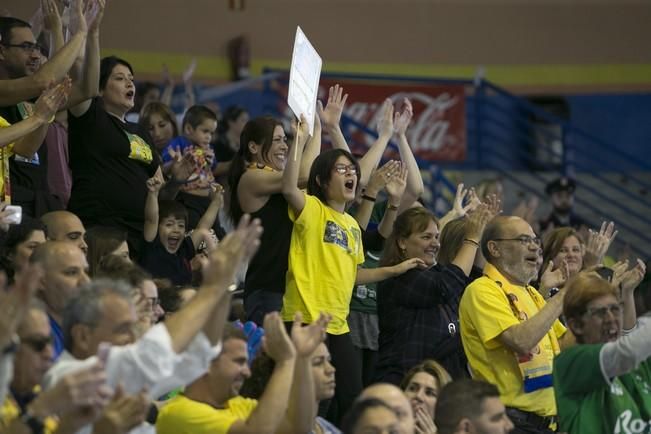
[212,135,237,163]
[244,193,293,296]
[67,97,160,234]
[375,264,471,382]
[139,234,195,286]
[0,103,60,217]
[539,212,588,233]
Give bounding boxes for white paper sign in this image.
[288,26,322,136]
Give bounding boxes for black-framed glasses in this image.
[22,335,53,352]
[333,163,358,175]
[492,236,541,247]
[2,42,44,53]
[584,302,624,320]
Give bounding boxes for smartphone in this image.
[4,205,22,225]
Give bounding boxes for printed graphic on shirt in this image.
[614,410,650,434]
[13,153,40,165]
[323,221,361,256]
[126,132,154,163]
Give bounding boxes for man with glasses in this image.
[554,272,651,434]
[459,216,570,433]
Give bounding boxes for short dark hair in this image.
[95,255,151,289]
[0,17,31,46]
[158,200,188,228]
[341,398,398,434]
[222,324,247,343]
[307,149,361,204]
[85,226,128,277]
[435,379,501,434]
[99,56,134,91]
[182,105,218,130]
[218,105,247,134]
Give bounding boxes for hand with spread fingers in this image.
[262,312,296,362]
[317,84,348,130]
[393,98,413,136]
[613,259,647,296]
[376,98,395,139]
[583,221,618,268]
[385,163,408,207]
[290,312,331,358]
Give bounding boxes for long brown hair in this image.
[400,359,453,392]
[437,218,467,266]
[381,207,438,267]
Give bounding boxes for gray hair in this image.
[62,278,133,352]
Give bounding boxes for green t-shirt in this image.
[554,343,651,434]
[349,200,387,314]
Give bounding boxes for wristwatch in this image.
[20,410,45,434]
[548,287,560,298]
[1,334,19,355]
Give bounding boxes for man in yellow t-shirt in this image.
[157,314,326,434]
[459,216,568,434]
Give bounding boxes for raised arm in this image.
[165,215,262,353]
[353,160,398,230]
[358,98,394,188]
[282,116,309,215]
[298,112,322,186]
[194,184,224,233]
[160,64,174,107]
[450,204,493,277]
[0,24,85,107]
[68,0,105,116]
[143,167,164,242]
[228,313,297,434]
[377,162,407,238]
[613,259,646,331]
[41,0,65,55]
[12,78,71,158]
[393,98,424,211]
[275,313,331,434]
[317,84,350,152]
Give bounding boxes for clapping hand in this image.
[583,221,618,268]
[290,312,331,358]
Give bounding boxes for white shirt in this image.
[43,323,221,434]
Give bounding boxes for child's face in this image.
[325,155,358,204]
[186,119,217,148]
[158,216,186,254]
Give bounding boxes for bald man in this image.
[358,383,414,434]
[41,211,88,254]
[30,241,90,358]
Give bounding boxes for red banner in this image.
[317,79,467,161]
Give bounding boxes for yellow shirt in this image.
[281,193,364,335]
[0,116,15,202]
[156,395,257,434]
[0,387,58,433]
[459,263,566,417]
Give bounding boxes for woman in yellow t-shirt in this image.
[281,119,424,424]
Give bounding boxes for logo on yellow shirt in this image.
[126,132,153,163]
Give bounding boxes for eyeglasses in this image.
[22,335,53,352]
[333,163,358,175]
[584,302,623,320]
[492,236,541,247]
[2,42,44,54]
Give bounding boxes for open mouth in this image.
[344,180,355,191]
[167,236,180,250]
[126,90,135,99]
[525,255,539,265]
[604,327,619,341]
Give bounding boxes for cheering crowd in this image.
[0,1,650,433]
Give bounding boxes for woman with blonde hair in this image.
[401,359,452,434]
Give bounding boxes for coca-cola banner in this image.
[319,79,467,161]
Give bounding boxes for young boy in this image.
[140,167,223,285]
[162,105,226,237]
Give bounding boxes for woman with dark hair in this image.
[85,225,130,276]
[341,398,400,434]
[375,205,493,384]
[138,101,179,154]
[437,217,483,281]
[0,217,46,280]
[282,122,422,424]
[227,115,321,325]
[67,55,189,257]
[400,360,453,434]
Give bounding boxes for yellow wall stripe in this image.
[105,49,651,89]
